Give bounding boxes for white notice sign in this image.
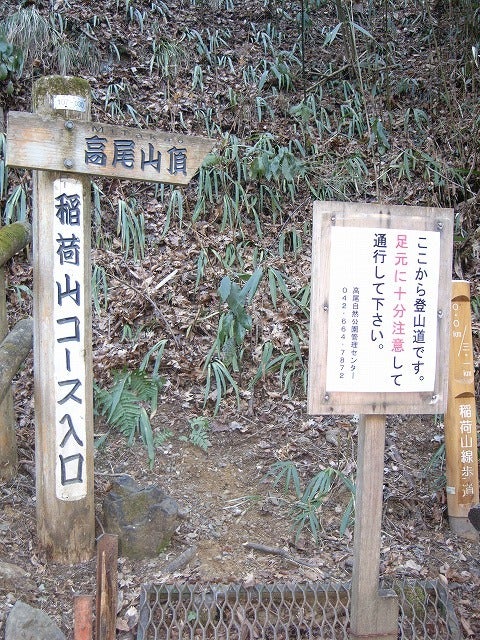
[326,226,440,392]
[53,178,87,500]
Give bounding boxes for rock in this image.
[5,600,66,640]
[468,504,480,531]
[102,475,179,559]
[0,559,36,591]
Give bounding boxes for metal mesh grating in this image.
[136,579,462,640]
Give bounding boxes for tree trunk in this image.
[0,318,33,404]
[0,221,32,267]
[0,109,32,480]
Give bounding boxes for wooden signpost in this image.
[6,76,213,562]
[308,201,453,640]
[7,111,212,186]
[445,281,479,539]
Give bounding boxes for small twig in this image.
[307,62,352,92]
[106,270,180,347]
[161,546,197,574]
[79,25,99,41]
[307,52,368,93]
[243,542,317,569]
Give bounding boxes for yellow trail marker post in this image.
[445,280,479,540]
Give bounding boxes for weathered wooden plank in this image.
[308,200,453,415]
[0,318,33,405]
[74,594,93,640]
[350,414,399,640]
[33,75,95,562]
[7,111,214,185]
[96,534,118,640]
[444,280,479,539]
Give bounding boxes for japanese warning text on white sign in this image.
[326,226,440,392]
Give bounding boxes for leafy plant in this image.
[94,368,164,468]
[267,459,301,496]
[191,64,205,91]
[265,461,355,542]
[205,268,263,373]
[204,358,240,415]
[424,442,446,492]
[10,283,32,303]
[0,34,24,94]
[140,340,168,379]
[267,267,295,309]
[117,197,145,261]
[250,326,308,398]
[3,185,27,224]
[1,7,51,64]
[2,6,101,76]
[162,188,184,237]
[104,80,143,122]
[368,116,390,155]
[149,37,187,79]
[258,53,300,91]
[293,468,355,543]
[202,270,264,413]
[92,265,109,315]
[180,416,211,451]
[193,132,306,235]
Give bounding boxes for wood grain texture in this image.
[308,200,453,415]
[7,111,214,185]
[33,76,95,562]
[349,415,399,640]
[74,595,93,640]
[96,534,118,640]
[445,281,479,522]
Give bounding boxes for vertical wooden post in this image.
[445,281,479,539]
[74,594,93,640]
[350,414,398,640]
[0,107,17,481]
[96,534,118,640]
[32,76,94,562]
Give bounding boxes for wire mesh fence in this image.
[136,578,462,640]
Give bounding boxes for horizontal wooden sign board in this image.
[7,111,215,185]
[308,201,454,415]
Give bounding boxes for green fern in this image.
[180,416,211,452]
[94,369,164,467]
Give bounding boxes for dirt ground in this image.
[1,375,479,638]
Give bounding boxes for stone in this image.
[468,504,480,531]
[0,559,36,591]
[102,475,179,559]
[5,600,66,640]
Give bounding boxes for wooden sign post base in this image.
[350,414,399,640]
